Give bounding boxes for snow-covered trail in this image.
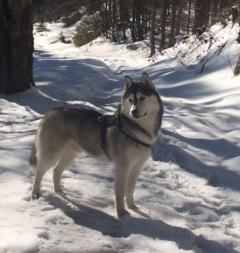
[0,22,240,253]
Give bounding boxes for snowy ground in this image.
[1,22,240,253]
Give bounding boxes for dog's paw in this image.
[117,208,130,218]
[127,203,138,210]
[54,187,64,194]
[126,199,138,210]
[32,193,40,200]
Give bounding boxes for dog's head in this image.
[121,73,162,120]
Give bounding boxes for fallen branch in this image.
[200,41,227,73]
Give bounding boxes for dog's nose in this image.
[132,108,138,117]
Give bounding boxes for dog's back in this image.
[34,108,109,162]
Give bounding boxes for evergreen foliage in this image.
[73,16,102,47]
[33,0,240,54]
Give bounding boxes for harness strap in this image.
[116,124,151,148]
[99,114,117,160]
[100,121,109,158]
[99,111,150,159]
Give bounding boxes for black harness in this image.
[99,114,116,159]
[117,123,151,148]
[98,110,151,159]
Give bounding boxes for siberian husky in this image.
[30,73,163,217]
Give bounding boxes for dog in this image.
[30,73,163,217]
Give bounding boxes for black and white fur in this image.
[30,73,163,217]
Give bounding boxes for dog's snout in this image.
[131,105,140,118]
[132,108,138,117]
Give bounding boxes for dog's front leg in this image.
[114,165,130,217]
[126,163,143,210]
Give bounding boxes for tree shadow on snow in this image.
[152,129,240,192]
[45,194,238,253]
[5,50,123,115]
[33,50,122,108]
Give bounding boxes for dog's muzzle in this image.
[130,106,147,119]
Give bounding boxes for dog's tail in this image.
[29,141,37,176]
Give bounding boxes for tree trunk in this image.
[111,0,117,41]
[131,0,137,42]
[0,0,34,94]
[150,0,157,57]
[193,0,202,32]
[234,56,240,76]
[219,0,230,10]
[135,0,144,41]
[187,0,192,34]
[201,0,210,27]
[119,0,128,41]
[210,0,220,25]
[193,0,210,32]
[169,2,177,47]
[176,0,184,35]
[159,0,167,51]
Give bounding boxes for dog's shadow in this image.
[45,194,237,253]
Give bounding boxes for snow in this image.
[1,21,240,252]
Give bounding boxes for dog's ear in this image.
[124,76,133,90]
[141,73,155,89]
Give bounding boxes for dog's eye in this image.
[139,97,145,101]
[128,98,133,103]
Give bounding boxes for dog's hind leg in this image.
[32,159,54,200]
[53,151,77,194]
[32,145,60,199]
